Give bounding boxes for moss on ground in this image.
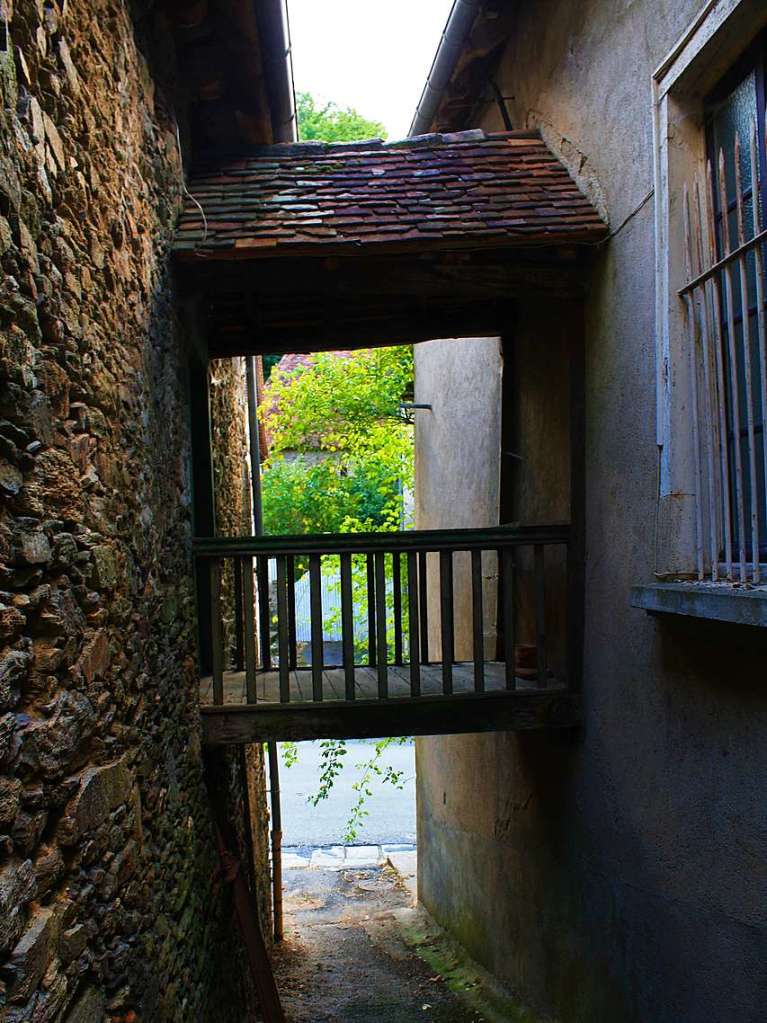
[401,912,555,1023]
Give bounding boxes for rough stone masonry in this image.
[0,2,269,1020]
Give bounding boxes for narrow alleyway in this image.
[273,863,520,1023]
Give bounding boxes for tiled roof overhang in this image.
[173,130,607,261]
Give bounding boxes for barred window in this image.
[681,34,767,581]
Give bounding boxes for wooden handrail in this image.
[193,522,571,558]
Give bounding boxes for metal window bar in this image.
[679,115,767,582]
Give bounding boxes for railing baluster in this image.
[501,546,515,689]
[257,555,271,672]
[286,554,298,669]
[471,548,485,693]
[366,554,377,667]
[242,556,257,703]
[309,554,324,701]
[534,544,547,689]
[340,552,355,700]
[233,556,244,671]
[210,559,224,705]
[565,538,583,693]
[407,551,421,697]
[439,550,454,695]
[418,550,429,665]
[276,556,290,703]
[393,552,403,666]
[375,552,388,698]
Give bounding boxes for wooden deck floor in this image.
[200,662,578,744]
[200,661,527,705]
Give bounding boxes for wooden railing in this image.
[195,524,577,706]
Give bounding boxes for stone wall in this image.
[0,2,264,1020]
[209,355,273,949]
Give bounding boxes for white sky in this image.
[287,0,455,141]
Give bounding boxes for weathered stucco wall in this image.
[414,337,502,660]
[0,4,265,1020]
[416,3,767,1022]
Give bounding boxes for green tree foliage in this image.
[297,91,387,143]
[260,347,414,537]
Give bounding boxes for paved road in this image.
[276,739,416,848]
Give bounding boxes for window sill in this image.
[630,582,767,627]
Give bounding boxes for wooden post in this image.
[407,551,421,697]
[286,554,298,669]
[418,550,429,665]
[439,550,454,695]
[310,554,324,701]
[534,544,547,689]
[501,547,515,690]
[375,552,388,698]
[340,552,355,700]
[267,742,284,944]
[471,548,485,693]
[233,557,244,672]
[276,556,290,703]
[257,556,272,672]
[366,554,377,667]
[210,559,224,705]
[392,552,403,666]
[243,556,257,703]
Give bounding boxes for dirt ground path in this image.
[273,865,487,1023]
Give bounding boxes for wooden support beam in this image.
[201,690,579,744]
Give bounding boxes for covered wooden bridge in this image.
[173,129,607,743]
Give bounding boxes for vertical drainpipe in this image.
[246,356,283,944]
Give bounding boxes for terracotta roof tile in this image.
[174,130,607,260]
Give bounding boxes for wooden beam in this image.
[194,523,571,557]
[200,690,579,744]
[207,303,512,358]
[176,243,589,357]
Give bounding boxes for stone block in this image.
[344,845,383,865]
[1,902,62,1002]
[59,923,87,964]
[0,603,26,640]
[73,631,110,685]
[61,985,105,1023]
[309,847,345,870]
[0,860,36,954]
[10,527,51,567]
[0,775,21,826]
[89,545,118,591]
[0,457,24,496]
[58,755,132,845]
[0,648,29,707]
[11,808,47,855]
[282,852,310,869]
[32,844,64,896]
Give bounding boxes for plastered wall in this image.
[415,4,767,1021]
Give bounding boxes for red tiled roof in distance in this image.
[174,130,607,260]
